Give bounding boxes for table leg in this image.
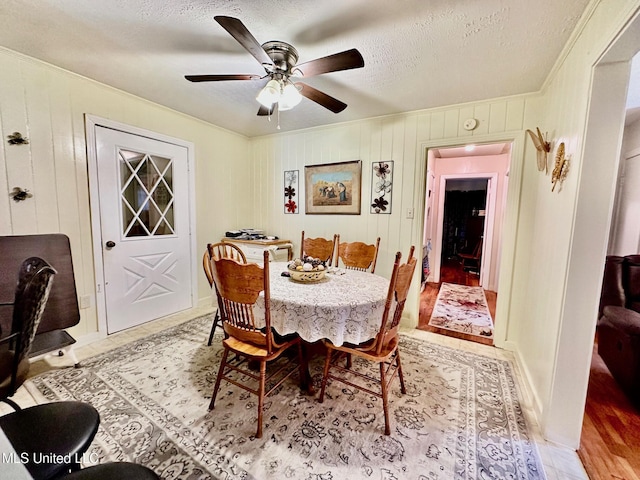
[300,342,315,395]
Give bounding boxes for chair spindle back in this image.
[375,246,417,355]
[210,251,273,353]
[300,231,337,264]
[335,236,381,273]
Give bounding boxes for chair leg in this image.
[379,361,391,435]
[66,346,81,368]
[318,349,333,403]
[346,353,352,369]
[209,347,230,410]
[207,311,220,346]
[256,361,266,439]
[395,350,407,394]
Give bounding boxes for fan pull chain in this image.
[277,106,281,130]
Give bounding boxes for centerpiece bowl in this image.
[288,267,326,283]
[287,257,327,283]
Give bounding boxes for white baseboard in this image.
[503,340,545,430]
[198,296,216,309]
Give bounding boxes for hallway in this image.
[417,258,497,345]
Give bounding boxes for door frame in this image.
[85,115,197,335]
[417,132,526,348]
[432,173,498,288]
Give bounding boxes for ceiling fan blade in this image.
[294,49,364,77]
[185,74,261,82]
[257,105,275,116]
[297,82,347,113]
[214,16,273,67]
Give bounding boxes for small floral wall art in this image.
[284,170,299,214]
[370,161,393,214]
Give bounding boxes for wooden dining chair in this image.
[458,237,483,274]
[300,230,338,264]
[319,246,417,435]
[203,242,247,346]
[208,250,307,439]
[334,235,381,273]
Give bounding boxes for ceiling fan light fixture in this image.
[186,17,365,121]
[256,79,280,107]
[278,81,302,111]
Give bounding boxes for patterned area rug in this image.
[429,282,494,339]
[26,315,544,480]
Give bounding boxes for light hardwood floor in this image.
[578,340,640,480]
[417,258,497,346]
[420,260,640,480]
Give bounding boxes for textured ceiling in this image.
[1,0,594,137]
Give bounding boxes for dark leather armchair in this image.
[597,254,640,407]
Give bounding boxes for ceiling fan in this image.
[185,16,364,117]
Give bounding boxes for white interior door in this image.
[95,126,192,333]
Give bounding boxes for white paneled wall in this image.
[0,48,252,339]
[504,0,640,446]
[247,0,640,447]
[248,97,531,334]
[1,0,639,449]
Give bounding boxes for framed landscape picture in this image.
[304,160,362,215]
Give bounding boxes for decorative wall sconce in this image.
[7,132,29,145]
[551,142,570,192]
[526,127,551,174]
[11,187,33,202]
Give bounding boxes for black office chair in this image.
[58,462,160,480]
[1,401,100,479]
[0,258,101,480]
[0,257,56,410]
[458,238,483,274]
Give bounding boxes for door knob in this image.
[105,241,116,249]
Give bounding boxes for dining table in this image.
[254,262,391,347]
[212,261,391,394]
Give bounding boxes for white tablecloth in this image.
[254,262,390,346]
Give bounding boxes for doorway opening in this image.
[85,115,198,335]
[578,50,640,478]
[418,142,511,346]
[441,178,488,278]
